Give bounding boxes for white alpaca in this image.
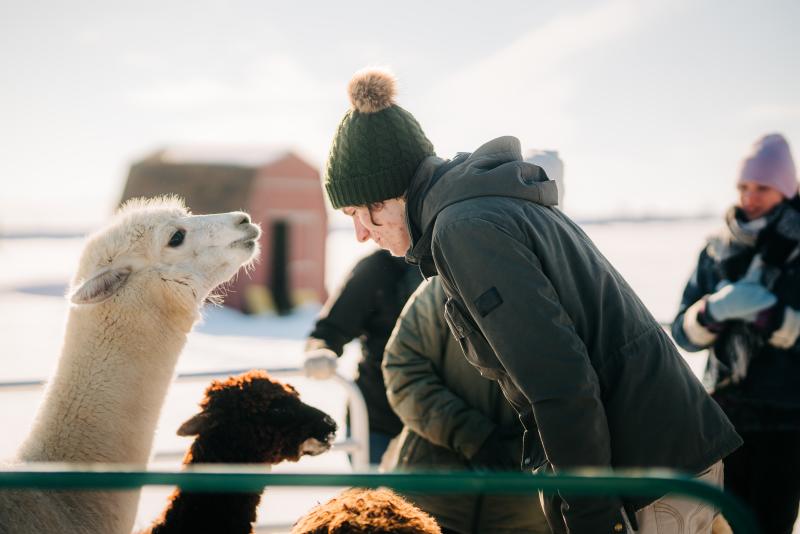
[0,196,260,534]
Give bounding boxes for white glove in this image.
[303,348,338,379]
[769,307,800,349]
[706,282,777,322]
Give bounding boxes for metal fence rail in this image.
[0,367,371,471]
[0,464,760,534]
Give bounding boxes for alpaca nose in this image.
[237,214,251,225]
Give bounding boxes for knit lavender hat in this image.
[738,133,798,198]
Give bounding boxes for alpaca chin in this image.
[299,437,332,457]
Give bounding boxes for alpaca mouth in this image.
[230,225,261,249]
[299,434,335,457]
[234,239,256,250]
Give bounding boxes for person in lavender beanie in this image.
[739,133,798,199]
[673,133,800,534]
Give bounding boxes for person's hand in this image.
[706,282,777,322]
[468,429,518,471]
[766,307,800,349]
[303,348,338,379]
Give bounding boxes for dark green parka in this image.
[404,136,742,534]
[383,276,550,534]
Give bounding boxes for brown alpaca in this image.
[292,488,442,534]
[143,370,338,534]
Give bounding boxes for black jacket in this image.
[307,249,422,435]
[405,136,742,534]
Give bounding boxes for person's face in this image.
[737,181,785,220]
[342,198,411,257]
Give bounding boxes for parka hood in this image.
[406,136,559,275]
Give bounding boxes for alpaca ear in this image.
[70,267,132,305]
[177,412,214,436]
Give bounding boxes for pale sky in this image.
[1,0,798,230]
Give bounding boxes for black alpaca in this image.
[144,369,337,534]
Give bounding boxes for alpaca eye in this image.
[168,230,186,248]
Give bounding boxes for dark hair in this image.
[364,194,407,226]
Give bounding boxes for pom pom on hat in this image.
[348,68,397,113]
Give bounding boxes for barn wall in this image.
[229,154,328,313]
[122,151,326,314]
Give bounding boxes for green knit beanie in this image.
[324,68,435,209]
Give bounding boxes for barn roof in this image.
[150,146,292,167]
[120,145,313,215]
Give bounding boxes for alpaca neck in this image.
[147,436,271,534]
[147,491,262,534]
[19,292,195,464]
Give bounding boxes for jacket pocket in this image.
[397,429,466,470]
[443,297,503,380]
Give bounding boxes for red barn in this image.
[120,146,328,314]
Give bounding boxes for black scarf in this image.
[708,200,800,285]
[706,198,800,391]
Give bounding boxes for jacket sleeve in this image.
[432,217,624,533]
[383,279,496,459]
[671,249,718,352]
[306,252,387,355]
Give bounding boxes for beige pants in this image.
[627,461,724,534]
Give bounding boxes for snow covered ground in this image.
[1,220,796,532]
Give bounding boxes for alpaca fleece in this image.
[292,488,442,534]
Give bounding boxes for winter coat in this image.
[672,205,800,431]
[383,277,550,534]
[404,136,742,534]
[307,249,422,435]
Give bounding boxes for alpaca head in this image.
[177,370,338,464]
[291,488,442,534]
[69,196,260,313]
